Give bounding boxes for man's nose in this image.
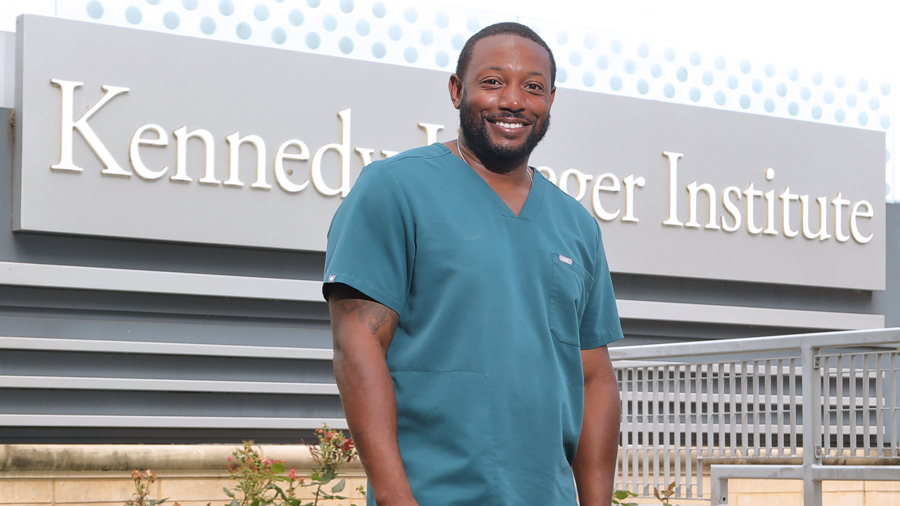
[498,86,526,112]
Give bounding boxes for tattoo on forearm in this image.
[337,299,398,335]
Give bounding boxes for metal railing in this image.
[608,328,900,506]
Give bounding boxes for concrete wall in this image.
[1,446,897,506]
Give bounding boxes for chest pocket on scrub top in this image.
[548,252,593,347]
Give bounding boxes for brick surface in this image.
[55,479,134,503]
[0,480,52,504]
[158,477,232,502]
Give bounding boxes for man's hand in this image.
[328,283,419,506]
[572,345,620,506]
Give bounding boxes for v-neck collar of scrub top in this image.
[435,143,546,222]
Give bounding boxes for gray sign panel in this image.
[15,15,884,290]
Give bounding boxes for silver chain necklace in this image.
[456,137,533,182]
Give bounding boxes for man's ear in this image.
[449,74,463,110]
[549,86,556,108]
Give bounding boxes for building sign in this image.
[14,15,885,290]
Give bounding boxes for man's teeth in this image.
[496,121,524,128]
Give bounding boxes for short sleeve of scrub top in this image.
[322,166,413,315]
[579,223,623,350]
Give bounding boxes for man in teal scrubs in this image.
[324,22,623,506]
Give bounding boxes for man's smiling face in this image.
[456,34,555,171]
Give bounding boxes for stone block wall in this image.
[2,445,899,505]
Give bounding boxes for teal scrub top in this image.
[324,143,623,505]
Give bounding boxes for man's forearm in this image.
[573,348,621,505]
[328,286,418,506]
[333,341,417,505]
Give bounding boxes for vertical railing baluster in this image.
[652,365,660,495]
[776,358,784,457]
[663,364,671,491]
[616,368,623,493]
[686,364,694,498]
[891,353,898,458]
[675,364,683,498]
[742,360,749,458]
[763,360,772,457]
[730,361,737,459]
[764,359,772,458]
[623,368,631,493]
[632,367,640,494]
[801,345,824,505]
[876,352,885,458]
[700,363,710,500]
[822,355,832,459]
[850,354,858,458]
[753,360,761,459]
[642,366,650,496]
[863,353,871,458]
[789,357,798,457]
[836,354,844,459]
[719,361,726,460]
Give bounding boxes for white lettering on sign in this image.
[686,181,720,230]
[559,168,593,201]
[722,186,742,232]
[654,151,873,244]
[171,126,216,183]
[129,124,168,180]
[51,79,130,176]
[311,108,351,197]
[661,151,684,227]
[46,80,877,246]
[417,122,444,145]
[49,83,388,196]
[274,140,310,193]
[621,174,645,223]
[591,173,620,221]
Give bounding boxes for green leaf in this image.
[230,500,240,506]
[223,488,235,498]
[331,479,346,493]
[271,462,285,474]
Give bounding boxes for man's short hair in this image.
[455,22,556,87]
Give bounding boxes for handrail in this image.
[609,327,900,360]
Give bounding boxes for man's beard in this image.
[458,94,550,174]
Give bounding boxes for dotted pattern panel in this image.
[61,0,897,203]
